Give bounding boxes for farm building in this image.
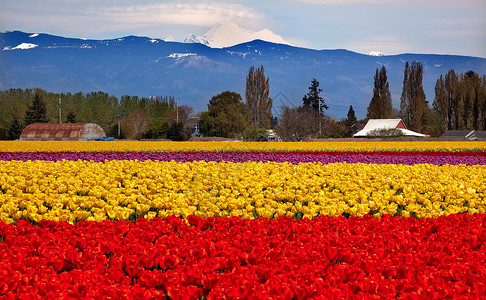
[20,123,107,141]
[441,130,486,141]
[186,117,202,137]
[354,119,429,138]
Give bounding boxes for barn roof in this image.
[440,130,473,137]
[441,130,486,140]
[354,119,429,137]
[20,123,106,141]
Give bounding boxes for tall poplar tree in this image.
[444,70,460,130]
[399,61,427,131]
[433,74,449,130]
[367,66,393,119]
[481,75,486,130]
[245,65,272,129]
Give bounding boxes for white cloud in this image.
[286,0,482,4]
[0,1,269,40]
[89,2,267,30]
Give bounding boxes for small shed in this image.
[354,119,429,138]
[20,123,106,141]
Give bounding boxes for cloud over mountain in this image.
[184,22,291,48]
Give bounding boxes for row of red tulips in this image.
[1,214,486,299]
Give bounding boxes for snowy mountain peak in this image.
[185,22,291,48]
[368,51,384,57]
[183,34,210,46]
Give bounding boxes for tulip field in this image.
[1,141,486,299]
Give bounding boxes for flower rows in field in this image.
[1,159,485,224]
[1,140,485,153]
[2,151,486,165]
[1,215,485,299]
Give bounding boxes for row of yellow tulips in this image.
[1,160,485,224]
[1,140,485,153]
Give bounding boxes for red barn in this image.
[20,123,106,141]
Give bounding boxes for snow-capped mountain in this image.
[368,51,384,57]
[183,34,210,46]
[1,30,485,119]
[185,22,291,48]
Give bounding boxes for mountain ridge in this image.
[1,30,485,119]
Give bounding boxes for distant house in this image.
[186,117,202,137]
[354,119,429,138]
[257,130,283,142]
[441,130,486,140]
[20,123,107,141]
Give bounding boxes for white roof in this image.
[354,119,429,137]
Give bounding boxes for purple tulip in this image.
[1,151,485,165]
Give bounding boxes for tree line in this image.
[1,63,484,141]
[434,70,486,131]
[0,89,193,140]
[364,62,485,136]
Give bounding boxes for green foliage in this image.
[199,91,249,138]
[108,122,126,139]
[0,88,180,140]
[243,127,268,141]
[167,122,185,141]
[146,120,169,139]
[367,128,405,138]
[66,111,77,123]
[25,89,48,125]
[7,119,23,140]
[0,127,6,140]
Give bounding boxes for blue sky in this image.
[1,0,485,57]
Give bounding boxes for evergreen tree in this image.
[270,116,279,129]
[367,66,393,119]
[399,61,427,131]
[7,119,23,140]
[346,105,357,126]
[245,65,272,129]
[302,78,328,114]
[345,105,358,137]
[66,111,77,123]
[167,121,185,141]
[25,89,48,125]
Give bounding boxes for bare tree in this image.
[245,65,272,129]
[276,106,322,141]
[125,109,151,139]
